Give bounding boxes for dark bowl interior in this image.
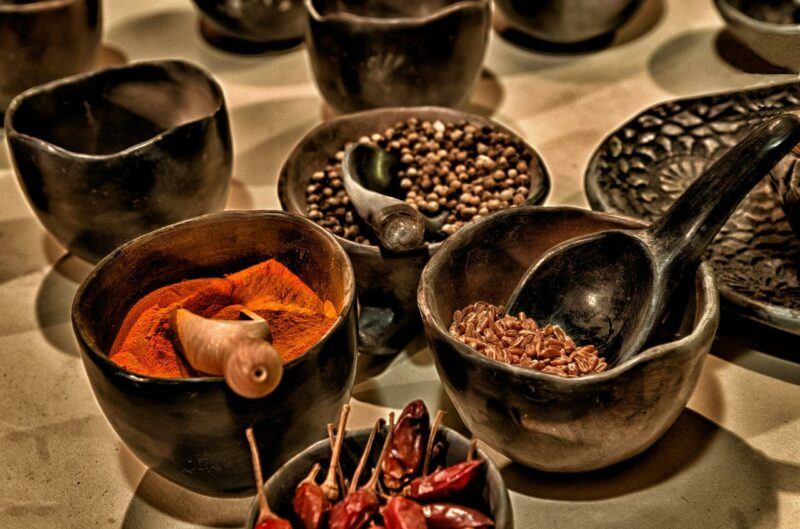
[9,62,221,155]
[312,0,463,18]
[72,211,358,495]
[419,206,719,471]
[245,426,513,529]
[725,0,800,25]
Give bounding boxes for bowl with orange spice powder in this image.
[72,210,357,496]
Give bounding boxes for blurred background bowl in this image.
[0,0,101,113]
[279,106,550,356]
[494,0,643,46]
[72,210,358,496]
[419,206,719,472]
[191,0,305,54]
[304,0,491,113]
[244,425,513,529]
[5,59,232,264]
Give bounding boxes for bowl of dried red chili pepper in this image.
[418,206,719,472]
[72,210,358,496]
[244,400,511,529]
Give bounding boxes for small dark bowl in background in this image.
[5,59,232,264]
[715,0,800,72]
[0,0,101,113]
[244,426,513,529]
[304,0,491,113]
[494,0,642,46]
[72,211,358,496]
[419,207,719,472]
[191,0,305,54]
[279,106,550,356]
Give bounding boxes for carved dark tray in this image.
[585,81,800,336]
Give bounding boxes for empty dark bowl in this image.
[191,0,305,54]
[304,0,491,113]
[495,0,643,46]
[279,107,550,356]
[0,0,101,113]
[715,0,800,72]
[418,206,719,472]
[72,211,358,496]
[5,59,232,264]
[244,425,513,529]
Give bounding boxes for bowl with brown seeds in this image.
[279,106,550,356]
[418,206,719,472]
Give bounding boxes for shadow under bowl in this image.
[191,0,305,54]
[279,106,550,356]
[72,210,358,496]
[418,206,720,472]
[304,0,491,113]
[0,0,101,113]
[715,0,800,72]
[244,426,513,529]
[5,59,233,264]
[494,0,643,46]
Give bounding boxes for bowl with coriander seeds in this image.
[418,206,719,472]
[279,107,550,356]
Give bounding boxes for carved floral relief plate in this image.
[585,81,800,335]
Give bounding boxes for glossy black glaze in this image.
[72,211,358,496]
[279,107,550,356]
[494,0,642,45]
[192,0,304,54]
[5,60,232,264]
[304,0,491,113]
[244,426,513,529]
[508,115,800,367]
[770,145,800,238]
[0,0,101,113]
[585,80,800,336]
[418,207,719,471]
[715,0,800,72]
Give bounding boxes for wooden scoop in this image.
[172,308,283,399]
[505,114,800,368]
[341,143,447,252]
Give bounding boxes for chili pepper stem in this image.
[423,410,445,475]
[322,404,351,501]
[467,439,478,461]
[365,412,395,492]
[302,462,322,484]
[245,426,274,523]
[327,422,349,494]
[348,418,382,495]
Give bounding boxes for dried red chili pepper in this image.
[383,496,428,529]
[421,503,494,529]
[246,427,293,529]
[255,520,293,529]
[382,400,429,490]
[406,460,483,502]
[293,463,329,529]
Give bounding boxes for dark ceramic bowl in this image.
[495,0,642,46]
[5,60,232,264]
[192,0,305,54]
[304,0,491,113]
[279,107,550,356]
[0,0,101,113]
[715,0,800,72]
[244,426,513,529]
[418,206,719,472]
[72,211,358,496]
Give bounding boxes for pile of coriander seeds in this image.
[304,117,541,245]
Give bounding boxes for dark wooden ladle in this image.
[506,114,800,367]
[341,143,448,252]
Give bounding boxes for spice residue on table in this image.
[109,259,338,378]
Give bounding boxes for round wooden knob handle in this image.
[375,204,426,253]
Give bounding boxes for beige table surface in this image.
[2,0,800,527]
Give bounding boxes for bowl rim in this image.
[278,105,551,258]
[0,0,80,13]
[244,424,512,529]
[3,59,226,161]
[304,0,490,26]
[71,209,357,387]
[417,205,720,386]
[715,0,800,31]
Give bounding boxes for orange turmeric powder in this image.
[109,259,338,378]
